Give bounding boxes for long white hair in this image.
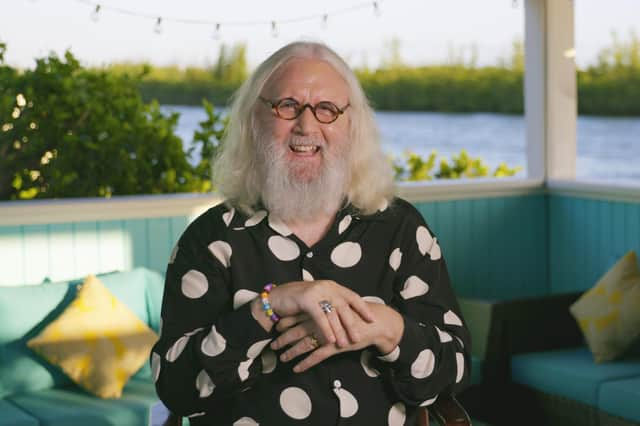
[212,41,394,216]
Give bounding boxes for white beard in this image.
[256,134,350,223]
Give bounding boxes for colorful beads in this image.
[261,283,280,323]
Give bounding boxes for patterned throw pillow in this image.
[570,251,640,363]
[27,275,159,398]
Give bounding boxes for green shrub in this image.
[0,47,211,200]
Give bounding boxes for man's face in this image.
[257,58,351,182]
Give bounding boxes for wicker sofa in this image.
[458,293,640,426]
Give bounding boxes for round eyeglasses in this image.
[259,96,350,124]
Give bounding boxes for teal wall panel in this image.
[548,194,640,294]
[414,194,548,299]
[0,216,190,286]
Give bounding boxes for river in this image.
[161,105,640,182]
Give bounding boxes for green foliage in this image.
[578,31,640,116]
[107,43,248,106]
[0,47,211,200]
[394,150,522,181]
[189,99,228,192]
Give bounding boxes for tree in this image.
[0,46,209,200]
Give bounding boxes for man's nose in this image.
[293,106,319,135]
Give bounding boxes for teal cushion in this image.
[470,355,483,385]
[511,347,640,407]
[598,376,640,422]
[7,379,159,426]
[0,399,39,426]
[0,268,163,398]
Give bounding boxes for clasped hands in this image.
[251,280,403,373]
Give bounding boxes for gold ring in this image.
[308,334,319,348]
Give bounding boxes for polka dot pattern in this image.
[166,335,190,362]
[302,268,314,281]
[247,338,272,359]
[245,210,267,227]
[233,289,258,310]
[416,226,433,256]
[268,215,292,236]
[330,242,362,268]
[411,349,435,379]
[208,240,232,268]
[338,215,352,235]
[400,275,429,299]
[435,325,453,343]
[389,248,402,271]
[188,412,206,418]
[360,350,380,377]
[195,370,215,398]
[388,402,406,426]
[238,358,254,381]
[420,395,438,407]
[181,270,209,299]
[151,352,161,382]
[456,352,465,383]
[378,346,400,363]
[334,387,359,418]
[222,208,235,227]
[268,235,300,261]
[444,310,463,326]
[279,387,312,420]
[233,417,259,426]
[201,325,227,357]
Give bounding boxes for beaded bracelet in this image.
[260,283,280,323]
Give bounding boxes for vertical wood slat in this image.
[0,216,189,286]
[414,194,548,299]
[549,194,640,293]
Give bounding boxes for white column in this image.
[525,0,576,180]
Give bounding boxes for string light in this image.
[71,0,383,36]
[153,17,163,34]
[211,23,221,40]
[90,4,101,22]
[373,1,381,17]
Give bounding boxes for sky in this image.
[2,0,640,70]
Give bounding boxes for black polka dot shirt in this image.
[151,197,471,426]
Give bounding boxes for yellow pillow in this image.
[570,251,640,363]
[27,275,159,398]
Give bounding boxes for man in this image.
[151,41,470,426]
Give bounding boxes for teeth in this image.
[290,145,317,153]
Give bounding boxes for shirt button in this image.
[333,379,341,389]
[306,252,313,258]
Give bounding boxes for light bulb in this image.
[373,1,381,17]
[271,21,279,38]
[90,4,101,22]
[154,17,163,34]
[212,23,221,40]
[321,14,328,30]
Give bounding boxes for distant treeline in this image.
[110,34,640,115]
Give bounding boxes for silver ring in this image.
[319,300,333,314]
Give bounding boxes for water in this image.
[161,105,640,182]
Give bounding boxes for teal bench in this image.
[457,294,640,426]
[0,268,164,426]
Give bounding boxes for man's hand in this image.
[272,302,404,373]
[264,280,375,347]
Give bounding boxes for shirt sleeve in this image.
[150,215,275,418]
[375,207,472,407]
